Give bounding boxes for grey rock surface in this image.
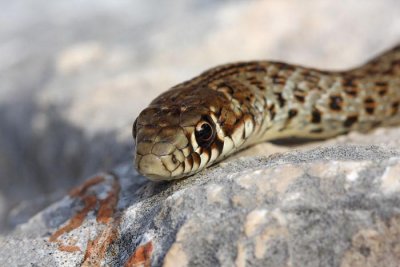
[1,144,400,266]
[1,0,400,233]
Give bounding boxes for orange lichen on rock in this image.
[81,173,122,266]
[69,175,105,197]
[58,245,81,253]
[81,220,120,267]
[49,194,97,242]
[49,172,123,265]
[97,175,121,224]
[124,242,153,267]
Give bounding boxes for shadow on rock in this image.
[0,101,132,232]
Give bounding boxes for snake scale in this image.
[133,44,400,181]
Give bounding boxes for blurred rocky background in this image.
[0,0,399,233]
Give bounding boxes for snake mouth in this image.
[135,152,191,181]
[134,153,172,181]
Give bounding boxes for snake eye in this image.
[195,119,215,148]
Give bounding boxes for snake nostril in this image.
[171,154,178,164]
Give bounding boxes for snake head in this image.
[132,87,231,181]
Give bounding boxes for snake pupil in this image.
[195,121,215,148]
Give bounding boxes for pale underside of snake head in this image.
[133,82,261,181]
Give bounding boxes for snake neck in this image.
[197,45,400,151]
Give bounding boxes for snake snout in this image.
[134,153,171,181]
[134,145,186,181]
[134,125,190,180]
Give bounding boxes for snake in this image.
[132,44,400,181]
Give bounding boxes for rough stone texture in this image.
[1,144,400,266]
[1,0,400,233]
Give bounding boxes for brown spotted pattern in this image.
[133,44,400,180]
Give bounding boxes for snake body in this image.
[133,44,400,181]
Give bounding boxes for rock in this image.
[1,145,400,266]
